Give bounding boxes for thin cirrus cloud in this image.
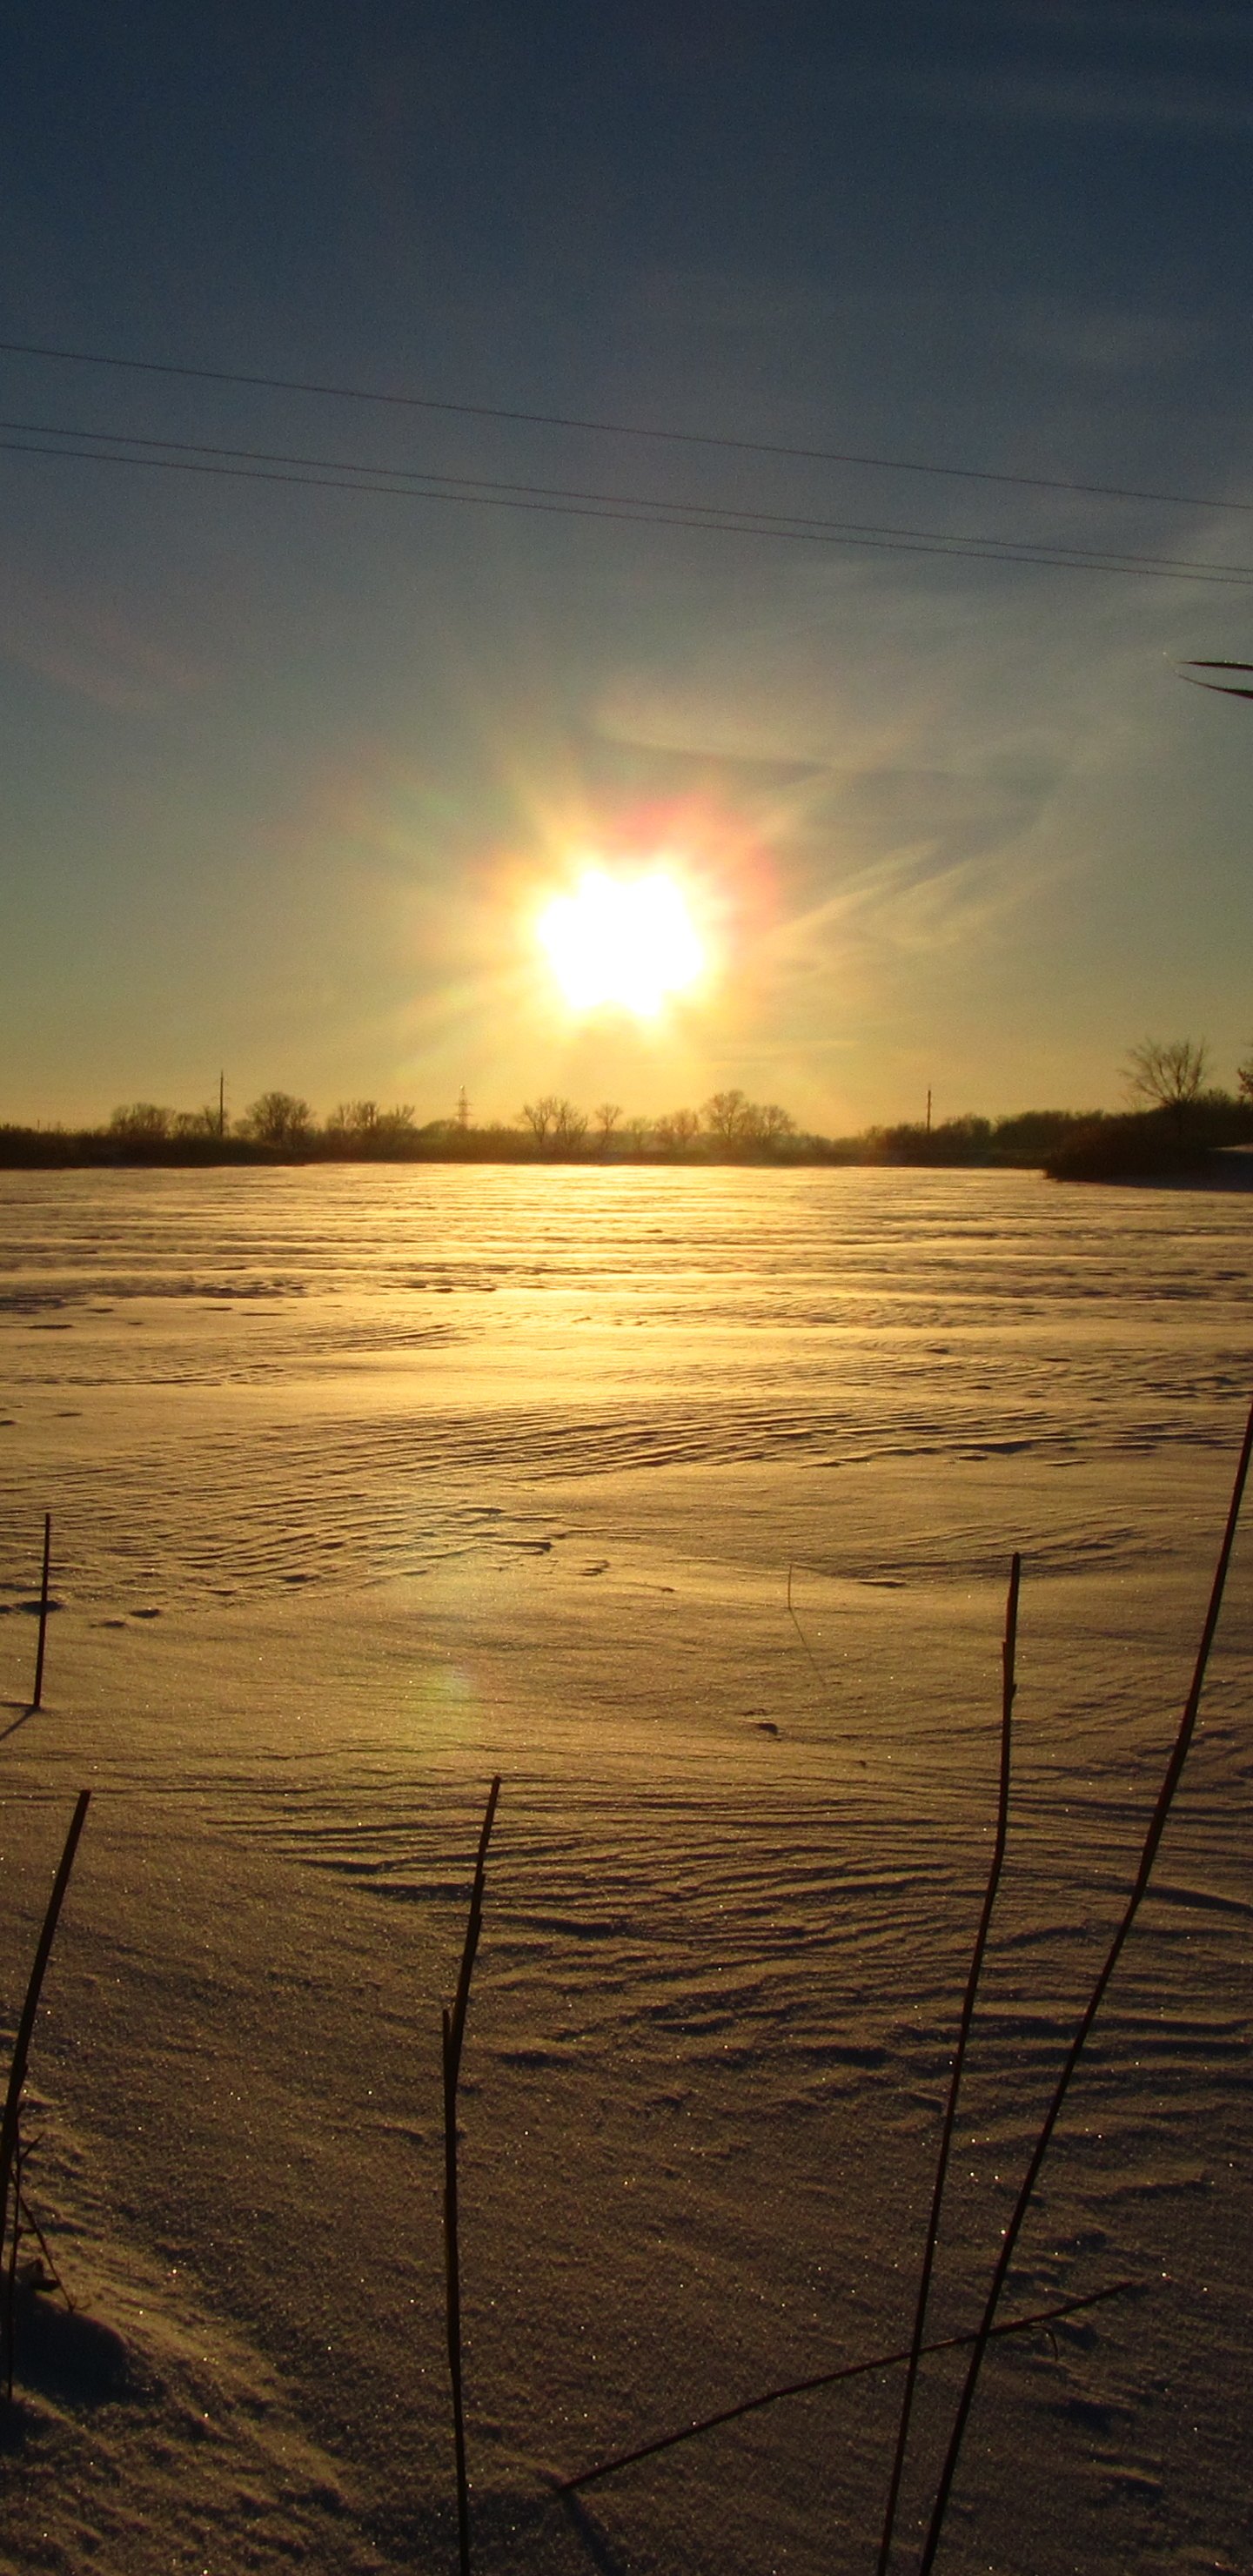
[0,562,210,713]
[581,704,1062,978]
[960,4,1253,40]
[898,68,1253,131]
[1004,297,1201,375]
[773,765,1063,971]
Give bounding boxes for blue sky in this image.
[3,0,1253,1130]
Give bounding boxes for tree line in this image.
[71,1085,815,1162]
[3,1041,1250,1172]
[1042,1038,1253,1179]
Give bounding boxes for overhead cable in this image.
[0,334,1248,518]
[4,413,1252,580]
[5,427,1253,583]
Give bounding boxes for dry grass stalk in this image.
[442,1775,501,2576]
[916,1396,1253,2573]
[556,2281,1132,2494]
[0,1788,90,2398]
[31,1513,51,1712]
[874,1553,1020,2574]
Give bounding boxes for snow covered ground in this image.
[1,1164,1251,2574]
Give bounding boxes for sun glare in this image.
[538,869,704,1016]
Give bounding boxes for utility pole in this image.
[456,1088,470,1131]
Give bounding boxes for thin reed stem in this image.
[0,1788,90,2397]
[4,2130,20,2401]
[786,1562,829,1694]
[874,1553,1020,2575]
[31,1513,51,1712]
[442,1776,501,2576]
[917,1396,1253,2575]
[556,2282,1132,2494]
[443,2009,469,2576]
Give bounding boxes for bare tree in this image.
[620,1116,653,1157]
[326,1101,416,1151]
[552,1098,589,1153]
[519,1095,560,1146]
[1123,1038,1209,1111]
[741,1102,796,1145]
[240,1090,314,1148]
[109,1103,172,1141]
[327,1100,379,1136]
[593,1102,622,1152]
[702,1088,752,1144]
[653,1107,701,1150]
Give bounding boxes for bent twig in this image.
[557,2281,1132,2494]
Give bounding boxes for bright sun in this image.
[538,869,705,1017]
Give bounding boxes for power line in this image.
[5,412,1251,580]
[8,428,1253,584]
[1,334,1249,519]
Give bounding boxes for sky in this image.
[3,0,1253,1134]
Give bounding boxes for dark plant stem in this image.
[443,2009,469,2575]
[442,1776,501,2576]
[15,2172,73,2311]
[556,2282,1132,2495]
[874,1553,1020,2575]
[0,1789,90,2398]
[918,1395,1253,2575]
[4,2124,21,2400]
[31,1513,51,1711]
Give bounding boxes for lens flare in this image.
[538,869,704,1016]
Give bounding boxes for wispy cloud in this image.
[0,564,210,711]
[1006,295,1201,375]
[899,67,1253,132]
[956,3,1253,42]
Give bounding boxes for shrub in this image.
[1044,1111,1212,1181]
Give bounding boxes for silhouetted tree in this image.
[327,1099,381,1136]
[171,1108,224,1138]
[593,1101,622,1151]
[741,1102,796,1145]
[325,1100,417,1153]
[701,1091,795,1153]
[702,1089,751,1144]
[109,1103,173,1141]
[519,1095,588,1153]
[519,1095,560,1145]
[240,1090,314,1149]
[1123,1038,1209,1111]
[551,1098,589,1152]
[654,1108,701,1150]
